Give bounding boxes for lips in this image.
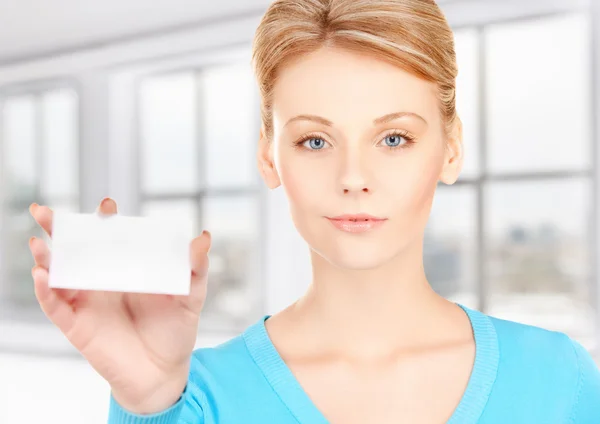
[325,214,387,233]
[328,214,385,221]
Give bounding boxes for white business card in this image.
[48,212,192,295]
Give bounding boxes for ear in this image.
[439,116,464,185]
[257,126,281,189]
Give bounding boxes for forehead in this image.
[272,47,440,127]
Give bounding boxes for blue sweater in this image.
[108,304,600,423]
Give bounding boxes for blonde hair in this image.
[251,0,459,142]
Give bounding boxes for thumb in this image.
[180,231,212,313]
[96,197,118,216]
[190,230,211,279]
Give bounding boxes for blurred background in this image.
[0,0,599,422]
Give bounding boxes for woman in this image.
[28,0,600,423]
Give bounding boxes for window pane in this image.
[485,14,591,173]
[40,88,79,199]
[3,208,39,305]
[485,179,594,345]
[141,199,198,239]
[1,95,37,306]
[454,28,480,179]
[2,95,37,203]
[200,63,258,188]
[140,72,197,194]
[426,185,478,309]
[1,90,79,308]
[200,195,261,326]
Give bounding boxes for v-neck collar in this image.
[242,303,499,424]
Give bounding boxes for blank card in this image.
[48,212,192,295]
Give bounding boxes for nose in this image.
[338,148,372,195]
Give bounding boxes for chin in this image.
[310,237,401,271]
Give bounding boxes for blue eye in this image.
[384,134,406,147]
[293,133,331,152]
[379,131,416,150]
[304,137,326,150]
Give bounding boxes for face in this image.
[258,46,463,270]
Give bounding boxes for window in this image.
[0,87,79,317]
[483,13,594,345]
[426,14,596,347]
[138,62,262,331]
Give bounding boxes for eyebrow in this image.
[283,111,428,128]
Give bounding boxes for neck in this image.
[289,238,457,358]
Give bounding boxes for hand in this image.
[28,198,211,414]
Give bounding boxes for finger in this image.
[32,266,76,336]
[29,236,51,269]
[29,236,79,303]
[96,197,118,216]
[29,203,54,237]
[190,230,211,280]
[180,231,211,312]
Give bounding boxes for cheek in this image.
[277,154,331,212]
[381,149,443,216]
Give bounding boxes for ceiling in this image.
[0,0,271,64]
[0,0,508,66]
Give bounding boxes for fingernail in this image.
[29,236,36,246]
[29,203,38,212]
[100,197,111,207]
